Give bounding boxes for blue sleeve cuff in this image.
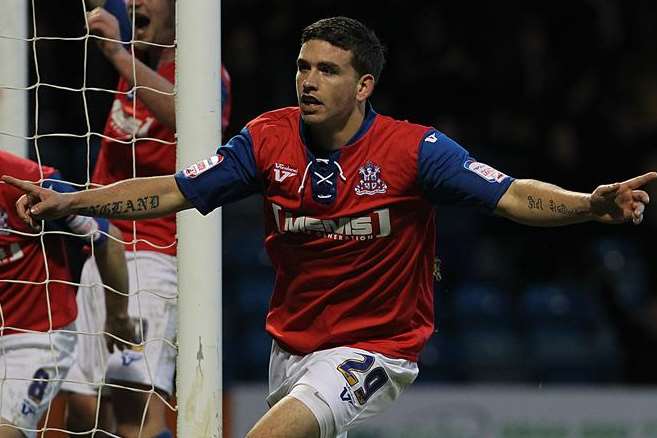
[175,170,212,215]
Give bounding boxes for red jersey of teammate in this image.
[94,62,231,255]
[0,152,76,333]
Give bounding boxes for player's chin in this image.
[299,105,326,125]
[299,110,325,125]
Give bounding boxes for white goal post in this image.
[175,0,223,436]
[0,0,28,158]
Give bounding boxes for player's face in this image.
[127,0,175,50]
[296,40,363,126]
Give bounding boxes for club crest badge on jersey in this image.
[464,159,508,183]
[183,154,223,178]
[355,161,388,196]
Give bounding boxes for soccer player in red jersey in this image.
[0,151,129,438]
[4,16,656,438]
[59,1,231,437]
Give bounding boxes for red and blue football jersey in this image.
[175,104,513,361]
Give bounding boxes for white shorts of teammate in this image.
[0,326,76,438]
[61,251,177,397]
[267,341,418,438]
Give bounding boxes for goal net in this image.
[0,0,222,436]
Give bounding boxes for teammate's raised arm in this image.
[86,5,176,128]
[1,174,192,224]
[495,172,657,226]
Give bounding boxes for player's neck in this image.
[307,102,366,151]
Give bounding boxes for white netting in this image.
[0,0,180,436]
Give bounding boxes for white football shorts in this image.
[0,327,76,438]
[62,251,177,397]
[267,341,418,438]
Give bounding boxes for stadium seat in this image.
[519,283,621,382]
[449,283,527,381]
[520,283,599,330]
[451,283,515,327]
[459,329,529,382]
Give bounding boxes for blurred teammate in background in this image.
[5,16,655,438]
[59,0,231,437]
[0,151,129,438]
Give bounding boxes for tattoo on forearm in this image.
[548,200,581,216]
[527,196,544,210]
[527,195,582,216]
[78,195,160,217]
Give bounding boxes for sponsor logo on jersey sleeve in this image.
[183,154,224,178]
[424,132,439,143]
[464,160,508,183]
[354,161,388,196]
[273,162,298,182]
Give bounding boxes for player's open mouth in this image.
[133,13,151,30]
[300,95,323,112]
[301,95,322,105]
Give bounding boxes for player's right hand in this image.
[1,175,72,226]
[590,172,656,225]
[86,7,124,60]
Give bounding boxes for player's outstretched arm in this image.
[495,172,656,226]
[1,174,191,225]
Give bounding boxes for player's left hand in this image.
[590,172,657,225]
[105,313,137,353]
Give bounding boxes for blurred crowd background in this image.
[23,0,657,387]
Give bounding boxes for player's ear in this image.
[355,74,375,103]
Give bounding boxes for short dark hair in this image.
[301,17,386,81]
